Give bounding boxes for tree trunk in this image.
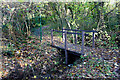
[100,2,106,30]
[63,3,74,43]
[96,2,105,31]
[118,2,120,30]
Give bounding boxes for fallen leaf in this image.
[25,63,27,66]
[34,75,37,78]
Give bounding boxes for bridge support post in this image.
[65,31,68,64]
[81,31,85,55]
[75,31,77,44]
[92,32,95,48]
[51,29,53,46]
[62,28,65,42]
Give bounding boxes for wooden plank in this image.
[53,39,90,49]
[52,40,91,54]
[53,40,81,52]
[51,45,81,56]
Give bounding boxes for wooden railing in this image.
[62,29,97,48]
[51,29,97,64]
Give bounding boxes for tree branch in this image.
[105,2,120,16]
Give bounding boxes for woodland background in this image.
[0,1,120,79]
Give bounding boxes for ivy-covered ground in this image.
[0,27,120,79]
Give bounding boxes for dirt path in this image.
[32,26,50,36]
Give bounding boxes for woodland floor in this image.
[0,26,120,80]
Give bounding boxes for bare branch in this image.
[105,2,120,16]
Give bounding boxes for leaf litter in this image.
[1,31,120,79]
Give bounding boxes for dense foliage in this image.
[1,2,120,48]
[0,1,120,79]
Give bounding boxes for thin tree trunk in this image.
[118,2,120,29]
[63,3,74,43]
[24,16,29,37]
[100,2,105,30]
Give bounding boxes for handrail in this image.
[51,29,96,64]
[53,30,64,33]
[63,29,97,33]
[53,30,89,36]
[67,32,89,36]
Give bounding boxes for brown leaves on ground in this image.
[63,49,120,78]
[1,36,64,79]
[1,34,120,79]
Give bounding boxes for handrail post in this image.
[92,32,95,48]
[75,30,77,44]
[51,29,53,46]
[62,28,65,42]
[81,31,85,55]
[65,31,68,64]
[62,28,63,39]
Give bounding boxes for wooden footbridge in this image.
[51,29,97,64]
